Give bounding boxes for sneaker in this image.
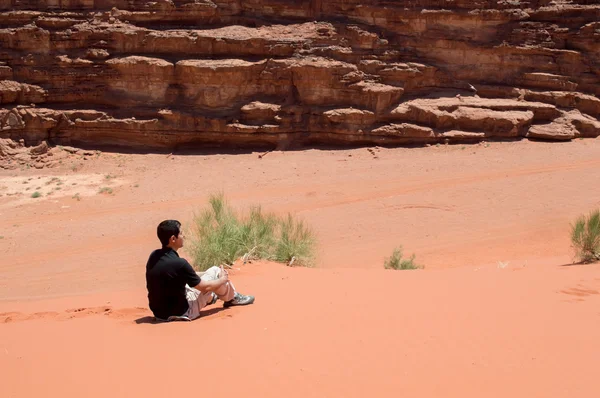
[208,292,218,305]
[223,292,255,308]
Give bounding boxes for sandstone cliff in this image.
[0,0,599,149]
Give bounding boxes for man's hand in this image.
[192,266,229,293]
[218,265,229,284]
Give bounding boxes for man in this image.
[146,219,255,321]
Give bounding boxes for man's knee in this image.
[202,266,221,280]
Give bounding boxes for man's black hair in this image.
[157,220,181,247]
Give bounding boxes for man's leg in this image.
[182,286,214,320]
[201,266,236,302]
[201,266,255,307]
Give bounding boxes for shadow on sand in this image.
[134,306,229,324]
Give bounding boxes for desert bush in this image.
[274,214,316,267]
[188,193,244,269]
[571,209,600,263]
[188,193,316,271]
[384,246,422,270]
[31,191,41,198]
[237,206,278,260]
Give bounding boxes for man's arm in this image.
[191,273,229,294]
[181,261,229,294]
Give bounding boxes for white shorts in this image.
[182,266,236,320]
[183,286,214,320]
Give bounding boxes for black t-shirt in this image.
[145,248,201,319]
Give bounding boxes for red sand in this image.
[1,140,600,397]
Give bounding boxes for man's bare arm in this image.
[191,272,228,294]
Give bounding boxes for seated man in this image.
[146,219,254,321]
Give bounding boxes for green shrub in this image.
[188,194,245,269]
[384,246,422,270]
[31,191,41,198]
[188,193,316,271]
[571,209,600,263]
[274,214,316,267]
[237,206,278,260]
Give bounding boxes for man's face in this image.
[172,229,184,249]
[175,231,185,249]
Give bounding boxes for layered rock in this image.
[0,0,598,149]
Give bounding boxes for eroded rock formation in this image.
[0,0,599,149]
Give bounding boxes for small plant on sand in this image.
[570,209,600,263]
[31,191,41,198]
[274,214,316,266]
[98,187,113,194]
[237,205,278,260]
[72,193,81,201]
[189,193,248,269]
[188,193,316,271]
[384,246,422,270]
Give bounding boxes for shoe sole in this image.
[224,297,255,308]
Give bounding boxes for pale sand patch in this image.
[0,173,127,207]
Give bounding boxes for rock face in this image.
[0,0,599,149]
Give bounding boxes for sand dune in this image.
[1,140,600,397]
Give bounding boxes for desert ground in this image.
[1,139,600,397]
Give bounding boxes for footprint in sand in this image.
[0,307,149,323]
